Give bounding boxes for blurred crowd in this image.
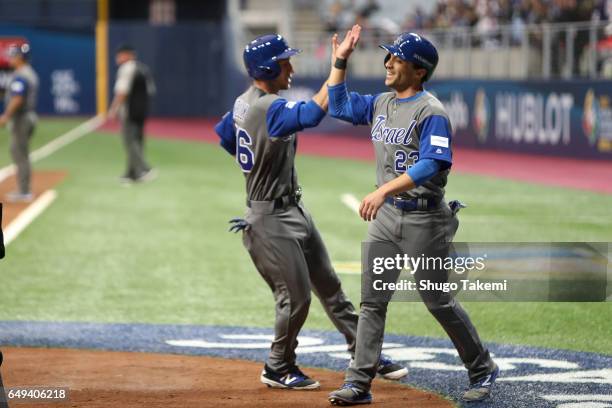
[323,0,610,35]
[402,0,608,32]
[319,0,612,76]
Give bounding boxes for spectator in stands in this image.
[474,1,500,47]
[551,0,597,76]
[401,6,427,31]
[324,0,345,33]
[357,0,379,20]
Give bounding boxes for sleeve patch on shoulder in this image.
[430,135,449,148]
[285,101,297,109]
[233,98,250,122]
[10,81,25,93]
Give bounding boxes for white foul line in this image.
[1,115,102,245]
[341,193,360,214]
[0,115,104,184]
[4,190,58,246]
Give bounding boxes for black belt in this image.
[247,192,301,210]
[385,196,440,212]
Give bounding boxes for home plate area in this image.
[0,321,610,407]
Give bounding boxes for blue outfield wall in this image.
[108,22,246,117]
[0,21,246,118]
[291,77,612,161]
[0,24,96,115]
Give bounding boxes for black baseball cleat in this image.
[329,383,372,406]
[377,355,408,380]
[260,364,320,390]
[463,364,500,402]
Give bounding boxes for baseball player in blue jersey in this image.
[325,28,499,405]
[214,31,407,391]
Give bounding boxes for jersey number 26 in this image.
[235,127,254,173]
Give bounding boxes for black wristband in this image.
[334,57,347,70]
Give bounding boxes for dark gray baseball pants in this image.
[121,118,150,178]
[243,201,359,373]
[346,202,495,390]
[8,114,35,194]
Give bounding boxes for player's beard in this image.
[385,72,408,92]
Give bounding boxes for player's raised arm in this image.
[326,25,379,126]
[328,25,361,86]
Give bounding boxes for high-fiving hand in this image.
[331,24,362,61]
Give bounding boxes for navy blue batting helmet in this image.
[380,33,438,81]
[7,43,31,60]
[243,34,301,80]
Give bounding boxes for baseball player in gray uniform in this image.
[326,28,499,405]
[0,43,38,202]
[215,31,407,390]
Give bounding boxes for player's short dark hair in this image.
[115,44,136,54]
[412,62,428,83]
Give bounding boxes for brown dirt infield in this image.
[1,347,454,408]
[0,171,67,228]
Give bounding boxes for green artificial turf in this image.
[1,118,610,355]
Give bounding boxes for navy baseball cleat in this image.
[377,355,408,380]
[260,364,320,390]
[329,383,372,406]
[462,364,500,402]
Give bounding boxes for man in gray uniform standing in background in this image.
[326,28,499,405]
[108,44,156,184]
[0,43,38,202]
[215,31,406,390]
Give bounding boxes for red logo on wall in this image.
[0,37,28,69]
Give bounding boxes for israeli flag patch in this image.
[285,101,297,109]
[431,135,449,148]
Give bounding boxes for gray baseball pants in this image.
[8,114,36,194]
[243,200,359,373]
[346,202,495,390]
[121,118,150,178]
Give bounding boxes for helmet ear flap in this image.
[384,53,391,66]
[255,60,281,80]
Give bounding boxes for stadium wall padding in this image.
[108,21,245,117]
[0,24,96,115]
[291,77,612,161]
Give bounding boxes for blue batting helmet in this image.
[7,43,31,60]
[243,34,301,80]
[380,33,438,81]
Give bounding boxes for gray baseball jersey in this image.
[5,64,38,118]
[371,91,451,201]
[230,86,298,202]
